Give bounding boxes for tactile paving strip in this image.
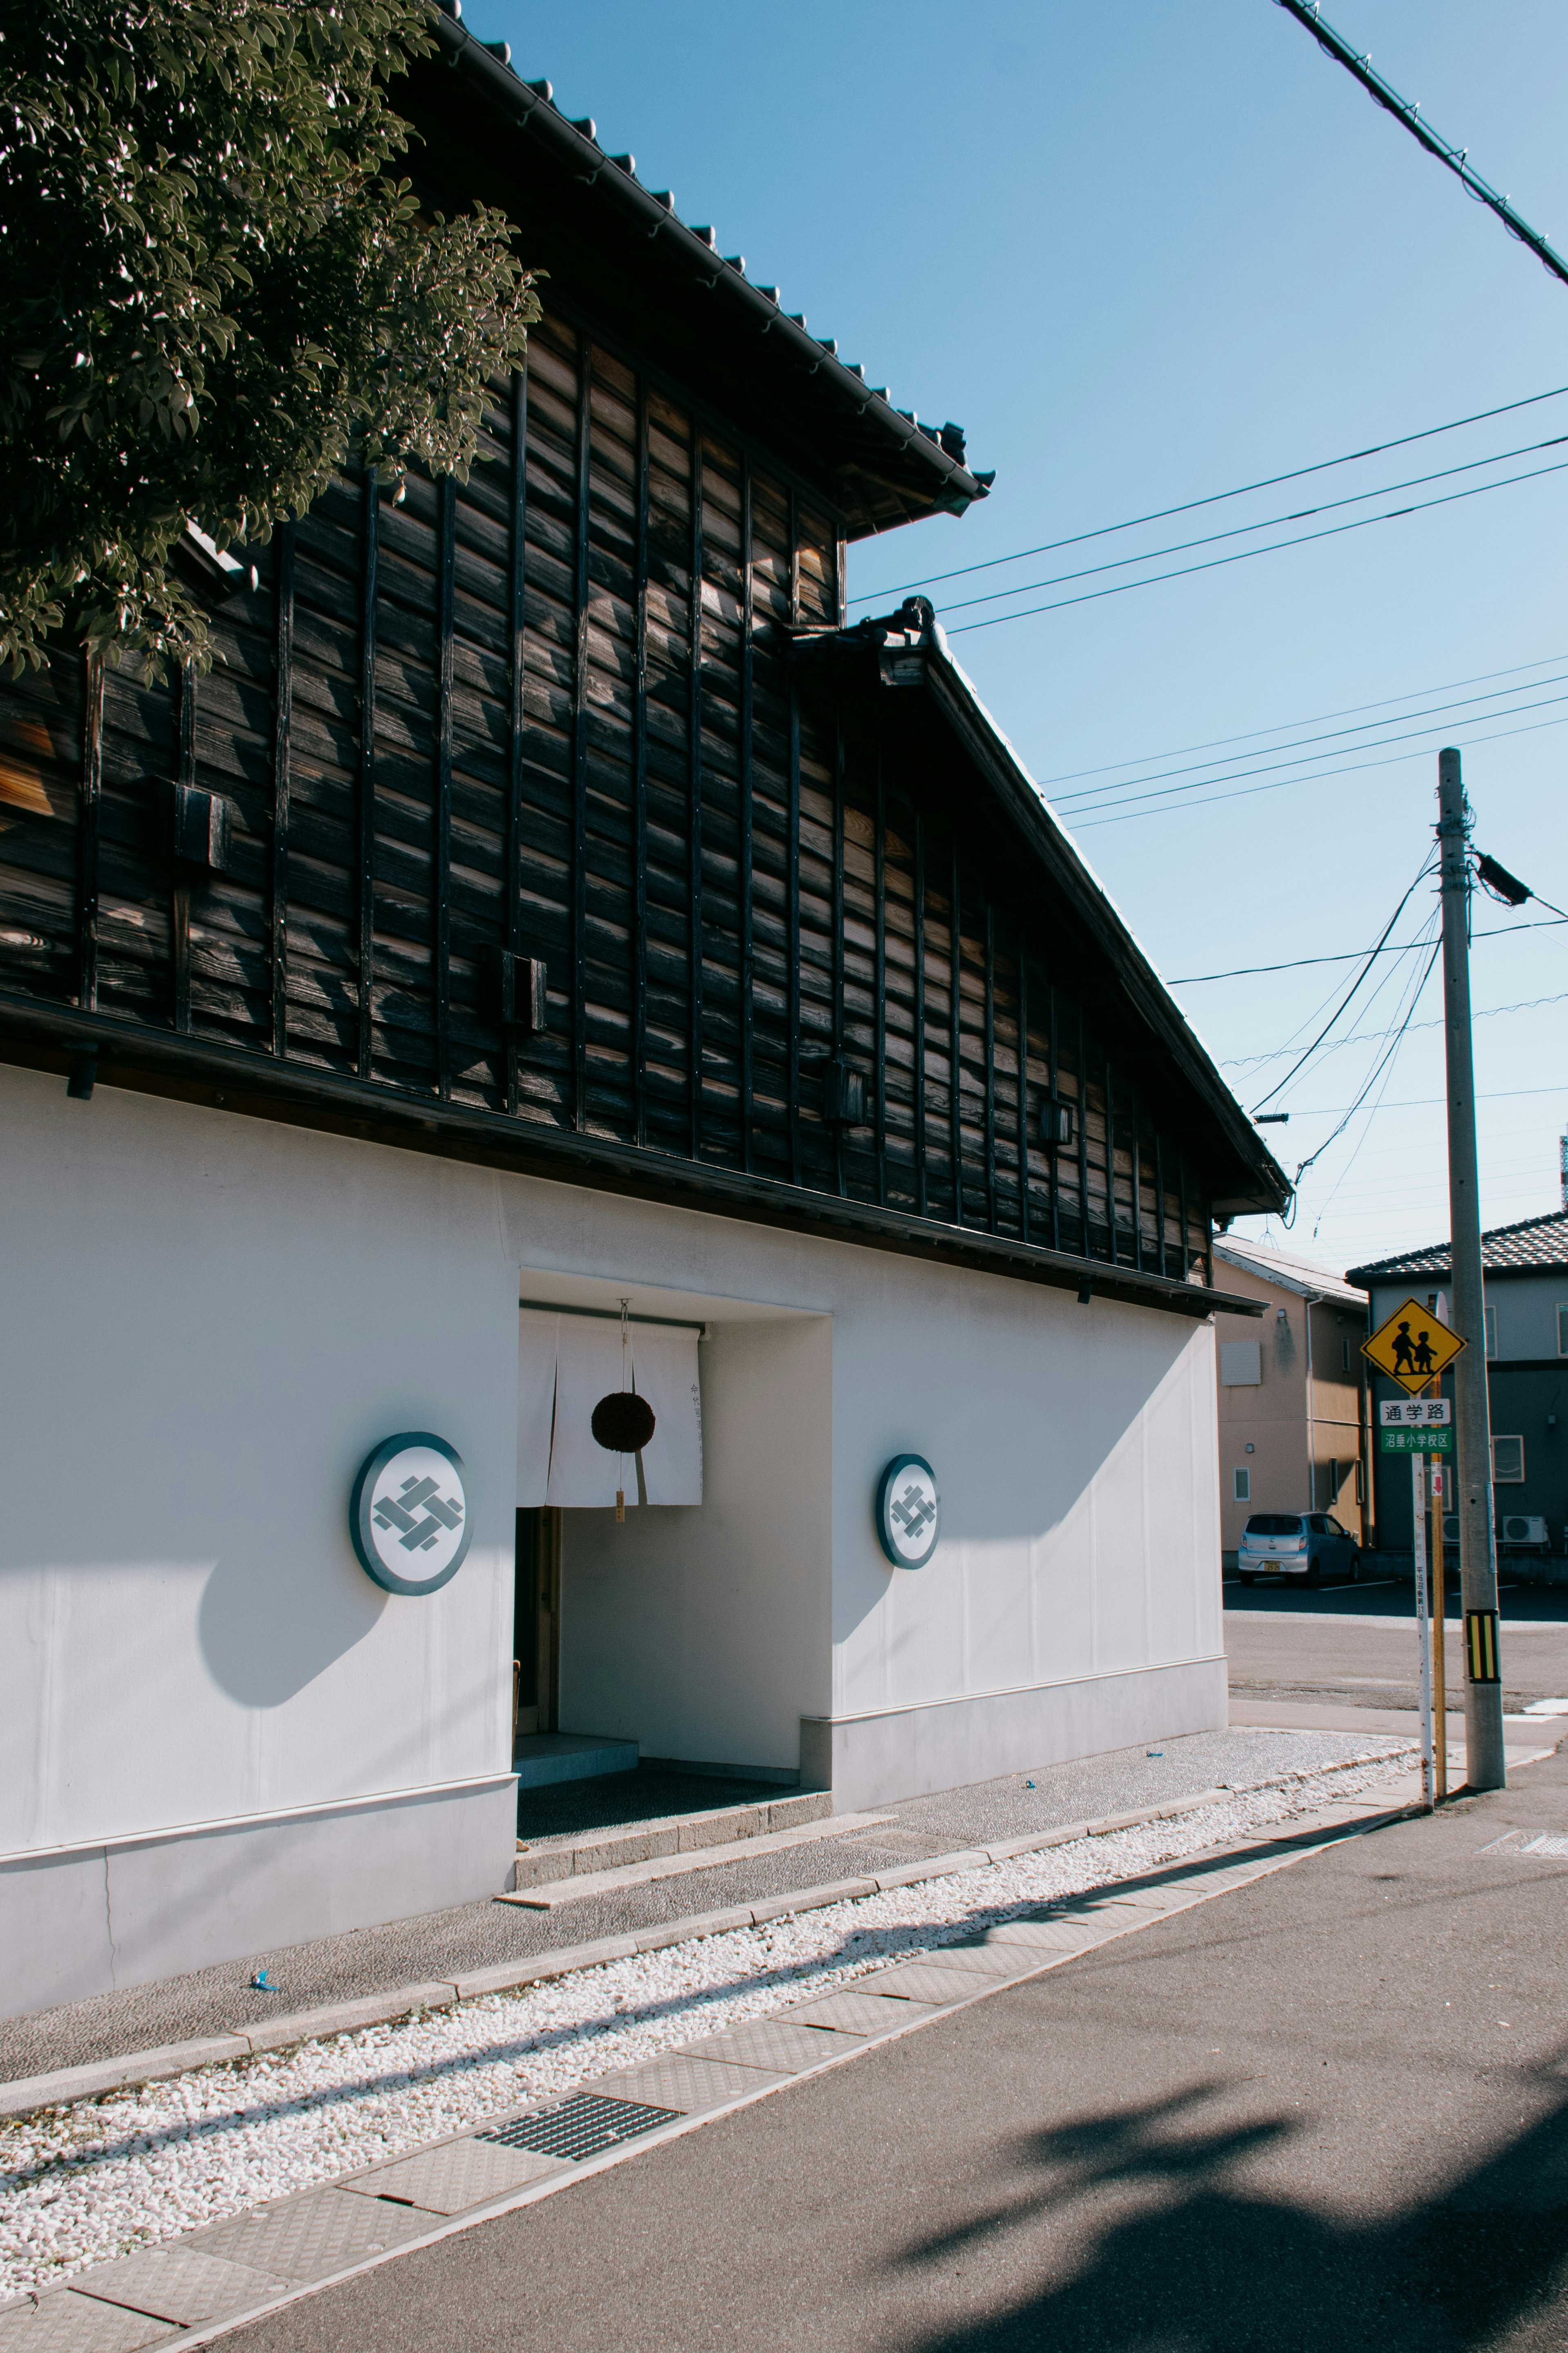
[479,2093,678,2162]
[185,2186,429,2282]
[342,2137,564,2214]
[68,2249,286,2328]
[589,2055,787,2112]
[778,1990,936,2035]
[682,2019,864,2073]
[852,1962,1004,2005]
[0,2295,176,2351]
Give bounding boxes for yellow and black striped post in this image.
[1466,1609,1500,1686]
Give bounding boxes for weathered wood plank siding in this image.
[0,305,1211,1276]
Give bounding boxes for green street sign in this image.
[1379,1426,1453,1454]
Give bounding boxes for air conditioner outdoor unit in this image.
[1500,1514,1550,1550]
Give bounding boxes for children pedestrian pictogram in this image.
[1361,1296,1467,1396]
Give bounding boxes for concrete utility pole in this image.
[1437,748,1506,1790]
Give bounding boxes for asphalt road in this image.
[1225,1600,1568,1717]
[226,1749,1568,2353]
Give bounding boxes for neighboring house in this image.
[1348,1209,1568,1566]
[0,19,1287,2017]
[1212,1237,1371,1563]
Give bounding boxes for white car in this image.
[1237,1512,1361,1588]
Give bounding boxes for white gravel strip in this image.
[0,1745,1411,2302]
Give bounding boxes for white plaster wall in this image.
[4,1063,1224,1867]
[822,1260,1222,1722]
[559,1317,833,1770]
[0,1067,517,1856]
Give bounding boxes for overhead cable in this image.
[1038,651,1567,788]
[1056,674,1568,816]
[847,382,1568,606]
[946,455,1568,637]
[1168,914,1568,984]
[940,434,1568,620]
[1251,855,1437,1113]
[1273,0,1568,293]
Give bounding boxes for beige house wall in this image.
[1214,1259,1369,1557]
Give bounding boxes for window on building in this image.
[1233,1468,1251,1503]
[1492,1435,1525,1484]
[1557,1302,1568,1357]
[1341,1338,1350,1372]
[1484,1305,1497,1358]
[1220,1342,1262,1386]
[1354,1459,1365,1504]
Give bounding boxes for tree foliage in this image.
[0,0,538,673]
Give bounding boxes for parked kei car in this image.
[1237,1512,1362,1587]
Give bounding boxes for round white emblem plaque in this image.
[350,1432,472,1596]
[875,1453,941,1570]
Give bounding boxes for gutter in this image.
[423,10,989,525]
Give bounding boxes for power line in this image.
[1074,705,1568,831]
[1038,651,1567,788]
[1167,915,1568,985]
[1304,938,1445,1231]
[847,382,1568,605]
[1225,986,1568,1071]
[1292,1080,1568,1117]
[946,454,1568,638]
[1251,857,1437,1113]
[940,434,1568,621]
[1059,677,1568,818]
[1273,0,1568,293]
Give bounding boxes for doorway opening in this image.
[512,1507,561,1742]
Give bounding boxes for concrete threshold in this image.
[502,1807,894,1906]
[512,1789,833,1888]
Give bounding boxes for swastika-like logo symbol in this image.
[891,1483,936,1543]
[374,1474,465,1554]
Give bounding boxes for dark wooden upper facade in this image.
[0,22,1285,1316]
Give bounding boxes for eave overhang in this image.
[410,14,992,540]
[0,997,1262,1323]
[790,601,1293,1221]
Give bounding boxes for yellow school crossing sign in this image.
[1361,1295,1467,1396]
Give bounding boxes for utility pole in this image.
[1437,748,1506,1790]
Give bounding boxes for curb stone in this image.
[0,1747,1418,2123]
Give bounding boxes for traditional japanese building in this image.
[0,17,1287,2013]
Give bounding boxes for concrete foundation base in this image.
[800,1656,1229,1813]
[0,1773,519,2021]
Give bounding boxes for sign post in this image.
[1364,1299,1466,1812]
[1411,1448,1434,1810]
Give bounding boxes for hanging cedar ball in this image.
[591,1392,656,1454]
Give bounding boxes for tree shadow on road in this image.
[884,2061,1568,2353]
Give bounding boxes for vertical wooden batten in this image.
[356,477,379,1083]
[76,651,104,1014]
[172,660,196,1036]
[738,453,755,1175]
[913,810,927,1218]
[631,370,650,1148]
[983,901,996,1232]
[830,718,846,1199]
[947,842,961,1225]
[1017,937,1031,1246]
[270,522,295,1061]
[434,475,457,1103]
[570,336,591,1132]
[687,417,705,1160]
[874,760,887,1208]
[505,366,528,1117]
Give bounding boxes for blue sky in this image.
[465,0,1568,1273]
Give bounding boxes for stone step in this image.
[511,1789,834,1889]
[512,1732,640,1790]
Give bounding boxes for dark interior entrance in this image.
[513,1507,561,1743]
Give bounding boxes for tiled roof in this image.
[1346,1208,1568,1283]
[1213,1235,1366,1307]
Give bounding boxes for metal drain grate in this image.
[479,2092,679,2163]
[1520,1833,1568,1858]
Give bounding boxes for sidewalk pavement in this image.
[1,1727,1402,2092]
